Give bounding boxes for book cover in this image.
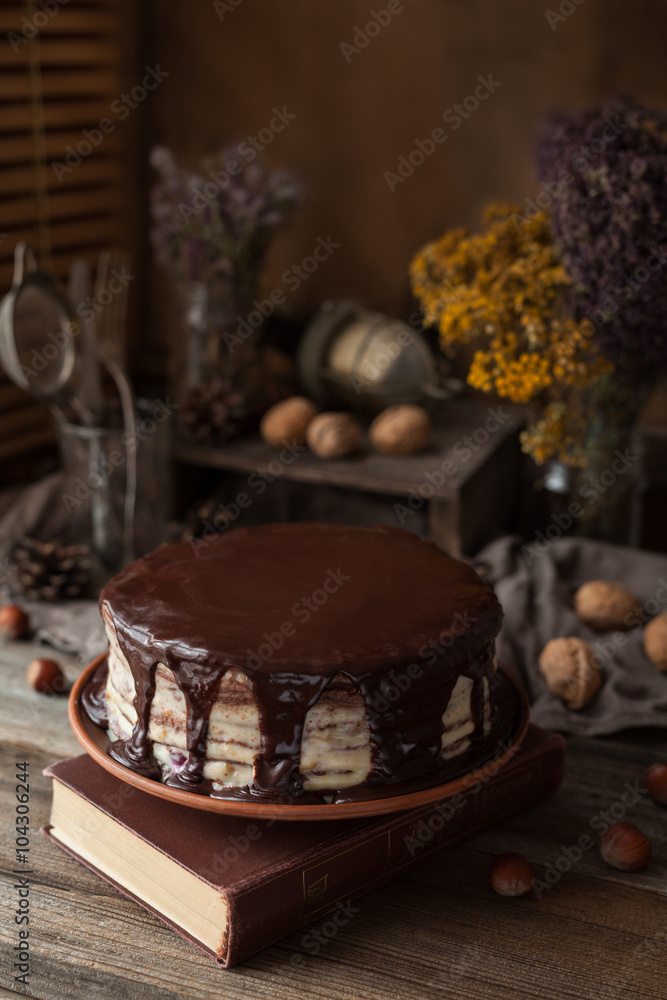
[42,724,566,967]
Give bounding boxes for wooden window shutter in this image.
[0,0,126,473]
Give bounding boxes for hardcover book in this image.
[42,724,566,968]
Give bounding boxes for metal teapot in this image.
[297,300,462,415]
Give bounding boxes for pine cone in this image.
[9,538,91,601]
[179,378,250,445]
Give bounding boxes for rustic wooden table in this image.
[1,637,666,1000]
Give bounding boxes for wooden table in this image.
[173,399,523,557]
[1,637,666,1000]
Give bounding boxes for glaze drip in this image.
[162,658,228,792]
[248,672,332,798]
[106,629,160,779]
[80,658,109,728]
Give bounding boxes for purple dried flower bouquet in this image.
[536,96,667,392]
[150,145,301,287]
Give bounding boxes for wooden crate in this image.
[173,400,523,557]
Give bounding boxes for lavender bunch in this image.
[150,146,300,287]
[536,97,667,390]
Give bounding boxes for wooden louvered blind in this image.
[0,0,126,469]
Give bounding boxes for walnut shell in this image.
[306,412,362,460]
[369,404,431,456]
[260,396,317,448]
[644,613,667,672]
[538,636,602,710]
[574,581,640,631]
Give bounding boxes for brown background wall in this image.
[141,0,667,374]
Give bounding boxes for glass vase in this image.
[173,278,265,446]
[542,425,644,546]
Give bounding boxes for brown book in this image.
[42,725,565,968]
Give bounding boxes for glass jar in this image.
[57,398,171,586]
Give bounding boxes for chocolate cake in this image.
[87,523,508,803]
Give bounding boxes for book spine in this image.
[225,729,566,966]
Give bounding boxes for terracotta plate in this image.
[69,654,530,821]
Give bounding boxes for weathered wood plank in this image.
[0,640,83,760]
[0,988,37,1000]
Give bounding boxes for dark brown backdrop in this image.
[140,0,667,376]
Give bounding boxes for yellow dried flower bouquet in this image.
[409,204,612,467]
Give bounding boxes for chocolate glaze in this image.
[97,523,503,802]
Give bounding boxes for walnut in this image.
[538,637,602,710]
[306,413,362,460]
[260,396,317,448]
[369,404,431,456]
[574,581,641,631]
[644,612,667,672]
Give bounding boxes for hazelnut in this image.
[369,404,431,456]
[574,581,640,631]
[599,822,651,871]
[306,412,362,460]
[260,396,317,448]
[644,763,667,805]
[0,604,29,639]
[644,612,667,672]
[489,853,534,897]
[538,636,602,710]
[26,657,66,695]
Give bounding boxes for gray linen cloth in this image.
[476,535,667,735]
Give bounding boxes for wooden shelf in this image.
[173,400,522,501]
